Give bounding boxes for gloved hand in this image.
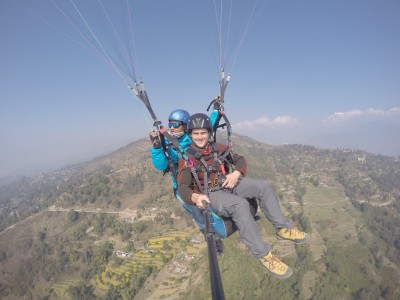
[213,96,223,111]
[149,131,161,149]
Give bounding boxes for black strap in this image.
[185,143,234,194]
[158,128,187,184]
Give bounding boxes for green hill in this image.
[1,134,399,299]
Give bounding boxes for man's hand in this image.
[191,193,210,208]
[213,96,223,111]
[222,170,241,189]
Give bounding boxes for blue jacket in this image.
[209,110,218,128]
[151,133,192,189]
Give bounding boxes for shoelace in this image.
[288,227,305,238]
[263,255,286,272]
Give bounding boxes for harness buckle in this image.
[207,177,219,189]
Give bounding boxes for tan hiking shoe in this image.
[260,252,293,279]
[276,227,311,244]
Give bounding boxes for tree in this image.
[103,285,122,300]
[94,242,114,265]
[133,222,145,236]
[38,230,46,241]
[310,175,320,187]
[112,199,121,208]
[68,210,79,222]
[67,283,96,300]
[73,226,86,241]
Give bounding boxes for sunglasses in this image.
[168,122,182,128]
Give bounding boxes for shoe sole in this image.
[276,234,312,244]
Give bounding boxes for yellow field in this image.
[92,231,191,293]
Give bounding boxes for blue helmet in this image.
[168,109,190,124]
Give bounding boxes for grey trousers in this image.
[208,176,291,258]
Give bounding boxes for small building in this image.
[185,253,196,260]
[115,250,132,258]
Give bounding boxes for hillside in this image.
[0,133,399,300]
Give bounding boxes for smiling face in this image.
[190,128,209,149]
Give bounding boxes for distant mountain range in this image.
[307,120,400,157]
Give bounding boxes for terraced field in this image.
[50,279,80,299]
[93,231,189,293]
[47,231,192,298]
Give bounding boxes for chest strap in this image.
[185,143,233,195]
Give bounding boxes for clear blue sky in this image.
[1,0,400,178]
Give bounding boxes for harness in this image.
[185,142,234,195]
